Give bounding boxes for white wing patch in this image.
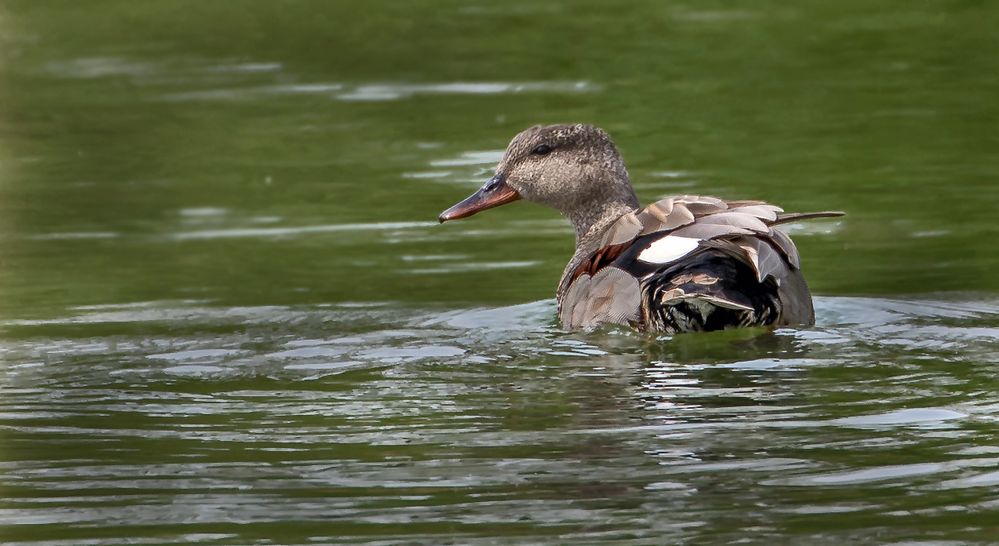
[637,236,700,264]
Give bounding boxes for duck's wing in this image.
[558,195,843,331]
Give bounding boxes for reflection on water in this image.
[2,296,997,543]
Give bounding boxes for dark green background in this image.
[2,0,996,317]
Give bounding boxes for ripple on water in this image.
[831,408,967,429]
[335,81,599,101]
[166,220,436,241]
[162,80,599,103]
[1,294,998,543]
[429,150,505,167]
[148,348,251,362]
[161,364,227,376]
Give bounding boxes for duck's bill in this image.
[438,175,521,223]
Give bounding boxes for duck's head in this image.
[438,124,639,240]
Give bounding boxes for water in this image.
[1,1,998,544]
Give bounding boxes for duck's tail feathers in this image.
[643,250,780,333]
[772,211,845,225]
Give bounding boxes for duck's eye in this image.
[531,144,553,156]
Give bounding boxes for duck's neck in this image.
[568,197,640,245]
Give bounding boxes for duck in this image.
[438,124,843,333]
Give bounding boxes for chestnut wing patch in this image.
[569,241,634,284]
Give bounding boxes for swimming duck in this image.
[438,124,843,333]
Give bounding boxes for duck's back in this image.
[557,195,840,333]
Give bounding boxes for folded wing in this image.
[557,195,843,331]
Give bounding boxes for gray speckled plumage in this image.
[441,124,844,333]
[558,266,640,330]
[496,124,640,242]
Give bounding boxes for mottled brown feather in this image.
[556,191,839,331]
[696,211,771,233]
[768,228,801,269]
[726,204,782,222]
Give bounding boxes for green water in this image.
[1,1,997,544]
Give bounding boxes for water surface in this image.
[1,0,998,544]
